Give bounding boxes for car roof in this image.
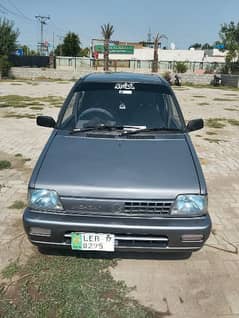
[79,72,169,87]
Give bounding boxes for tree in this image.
[220,21,239,71]
[21,45,30,55]
[101,23,114,71]
[152,33,159,73]
[189,43,202,50]
[79,47,90,57]
[61,32,81,56]
[202,43,213,50]
[0,18,19,77]
[0,18,19,56]
[54,44,63,56]
[152,33,167,73]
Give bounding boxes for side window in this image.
[163,94,182,128]
[61,92,77,125]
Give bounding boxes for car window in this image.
[61,92,77,126]
[59,83,184,130]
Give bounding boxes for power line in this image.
[5,0,34,22]
[0,1,32,22]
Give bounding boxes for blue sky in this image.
[0,0,238,50]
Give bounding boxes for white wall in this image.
[97,48,226,63]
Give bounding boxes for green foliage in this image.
[0,55,11,77]
[21,44,30,56]
[0,160,11,170]
[79,47,90,57]
[174,62,188,73]
[202,43,213,50]
[0,18,19,56]
[188,43,202,50]
[2,261,21,279]
[54,44,63,56]
[206,118,226,129]
[101,23,114,40]
[8,200,26,209]
[0,255,160,317]
[0,18,18,77]
[101,23,114,71]
[220,21,239,72]
[61,32,81,56]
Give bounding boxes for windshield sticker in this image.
[119,90,132,95]
[119,103,126,110]
[114,82,135,90]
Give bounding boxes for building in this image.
[55,41,226,73]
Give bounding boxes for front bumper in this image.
[23,208,211,252]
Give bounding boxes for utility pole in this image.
[35,15,50,55]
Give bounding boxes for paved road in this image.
[0,81,239,317]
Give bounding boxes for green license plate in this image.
[71,232,115,251]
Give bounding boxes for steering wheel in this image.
[78,107,114,122]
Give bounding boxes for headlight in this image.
[28,189,63,211]
[171,195,207,217]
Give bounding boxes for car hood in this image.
[34,133,200,199]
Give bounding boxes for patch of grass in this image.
[224,108,238,111]
[14,153,22,157]
[0,255,162,318]
[8,200,26,209]
[204,138,224,144]
[227,119,239,126]
[224,93,238,96]
[206,131,217,136]
[1,261,21,279]
[0,160,11,170]
[10,83,22,85]
[193,95,206,98]
[184,82,239,91]
[198,102,209,106]
[206,118,226,129]
[213,98,237,102]
[26,81,39,86]
[0,95,63,109]
[4,113,36,119]
[30,106,44,110]
[22,158,31,162]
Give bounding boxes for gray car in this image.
[23,72,211,254]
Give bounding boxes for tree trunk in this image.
[104,39,109,71]
[152,44,159,73]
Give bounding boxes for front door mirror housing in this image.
[187,119,204,132]
[37,116,56,128]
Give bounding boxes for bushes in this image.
[0,55,11,77]
[174,62,188,73]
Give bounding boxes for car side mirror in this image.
[187,119,204,132]
[37,116,56,128]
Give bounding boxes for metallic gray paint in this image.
[34,133,200,199]
[24,72,211,253]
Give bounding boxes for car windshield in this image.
[58,82,185,132]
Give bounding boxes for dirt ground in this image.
[0,79,239,318]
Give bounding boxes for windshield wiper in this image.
[120,127,182,136]
[70,124,143,134]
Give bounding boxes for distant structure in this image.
[35,15,50,55]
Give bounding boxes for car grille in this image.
[60,197,173,217]
[124,201,172,215]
